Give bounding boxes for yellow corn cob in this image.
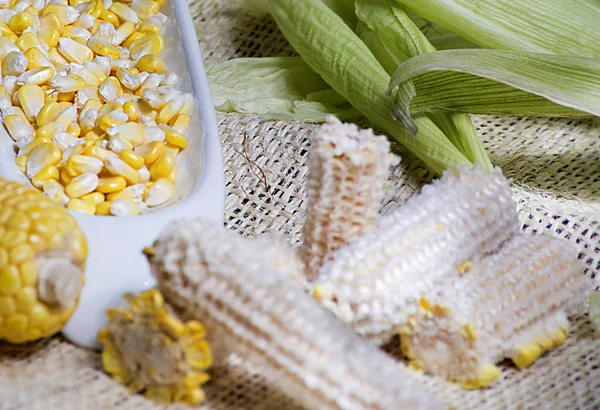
[399,234,590,388]
[97,289,212,405]
[312,164,520,345]
[145,219,446,410]
[302,116,391,281]
[0,177,87,343]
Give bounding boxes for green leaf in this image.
[206,57,361,122]
[393,0,600,58]
[388,49,600,133]
[268,0,472,175]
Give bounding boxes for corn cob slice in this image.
[302,115,391,281]
[400,234,590,388]
[97,289,212,405]
[146,219,446,410]
[0,177,87,343]
[312,164,519,345]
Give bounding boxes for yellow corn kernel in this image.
[112,21,136,46]
[512,342,543,369]
[552,328,568,348]
[70,0,89,6]
[144,177,174,207]
[129,34,164,60]
[122,31,145,48]
[95,200,112,215]
[157,99,186,125]
[85,0,105,18]
[97,176,126,193]
[62,26,92,44]
[84,145,117,163]
[48,46,70,68]
[18,66,55,86]
[26,143,62,179]
[16,32,43,53]
[99,10,120,27]
[123,101,138,122]
[170,113,190,134]
[82,99,103,112]
[42,179,69,204]
[98,102,124,117]
[4,114,33,141]
[81,191,105,205]
[25,47,53,70]
[31,165,59,188]
[106,157,140,184]
[166,165,178,184]
[18,84,45,123]
[41,4,79,25]
[108,122,145,144]
[66,154,104,176]
[460,364,501,390]
[138,21,161,35]
[54,105,77,127]
[53,73,86,94]
[36,102,63,128]
[109,3,140,24]
[65,122,80,137]
[84,129,103,141]
[0,22,15,37]
[88,37,120,58]
[148,151,175,181]
[36,122,64,139]
[127,67,140,75]
[0,37,19,59]
[99,76,123,102]
[462,323,478,340]
[15,155,28,172]
[119,150,144,170]
[98,113,126,132]
[57,37,93,64]
[110,196,139,216]
[20,136,51,157]
[65,172,100,198]
[130,0,160,20]
[39,12,63,32]
[37,28,60,47]
[67,198,96,215]
[134,141,164,165]
[8,12,39,34]
[60,167,73,184]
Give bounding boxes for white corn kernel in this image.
[4,114,34,140]
[79,108,98,132]
[58,37,93,64]
[3,76,19,98]
[106,121,144,144]
[145,177,173,207]
[94,22,117,42]
[26,142,62,178]
[51,73,86,92]
[75,11,95,29]
[108,132,132,153]
[2,51,28,76]
[106,156,139,184]
[54,105,78,127]
[143,125,164,142]
[141,88,164,110]
[108,2,139,23]
[67,154,104,174]
[159,70,178,87]
[64,25,92,43]
[110,196,138,216]
[43,179,70,205]
[17,66,55,85]
[17,83,46,122]
[138,165,150,183]
[0,37,21,59]
[52,131,79,151]
[99,76,123,101]
[110,58,133,71]
[115,67,140,90]
[155,86,180,102]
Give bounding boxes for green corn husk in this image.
[387,49,600,133]
[206,57,361,122]
[268,0,472,175]
[355,0,492,170]
[393,0,600,57]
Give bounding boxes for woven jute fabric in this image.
[1,1,599,409]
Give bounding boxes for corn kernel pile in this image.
[0,0,193,216]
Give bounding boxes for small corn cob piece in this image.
[400,234,590,388]
[145,219,445,410]
[312,164,520,345]
[302,116,391,281]
[0,177,87,343]
[97,289,212,405]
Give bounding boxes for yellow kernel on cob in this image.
[512,342,543,369]
[97,290,212,405]
[0,177,87,343]
[463,323,478,340]
[459,364,501,390]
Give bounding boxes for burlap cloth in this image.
[1,1,599,409]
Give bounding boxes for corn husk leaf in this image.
[355,0,491,170]
[394,0,600,58]
[388,49,599,134]
[206,57,361,122]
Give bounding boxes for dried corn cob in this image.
[251,234,306,286]
[97,289,212,405]
[400,234,590,389]
[312,164,519,345]
[146,219,446,410]
[0,0,194,217]
[0,177,87,343]
[302,116,391,281]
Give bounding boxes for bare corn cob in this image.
[312,164,519,345]
[251,234,306,286]
[97,289,212,405]
[400,234,590,389]
[302,115,391,281]
[146,219,446,410]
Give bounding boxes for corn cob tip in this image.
[97,289,212,406]
[142,247,156,257]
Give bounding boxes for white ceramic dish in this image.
[0,0,224,349]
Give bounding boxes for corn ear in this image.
[312,164,519,345]
[268,0,471,175]
[400,234,590,389]
[146,219,446,410]
[388,50,600,133]
[394,0,600,58]
[302,116,391,281]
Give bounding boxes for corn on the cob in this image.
[97,289,212,405]
[302,116,392,281]
[0,0,195,217]
[400,234,590,388]
[145,219,445,410]
[0,177,87,343]
[312,164,519,345]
